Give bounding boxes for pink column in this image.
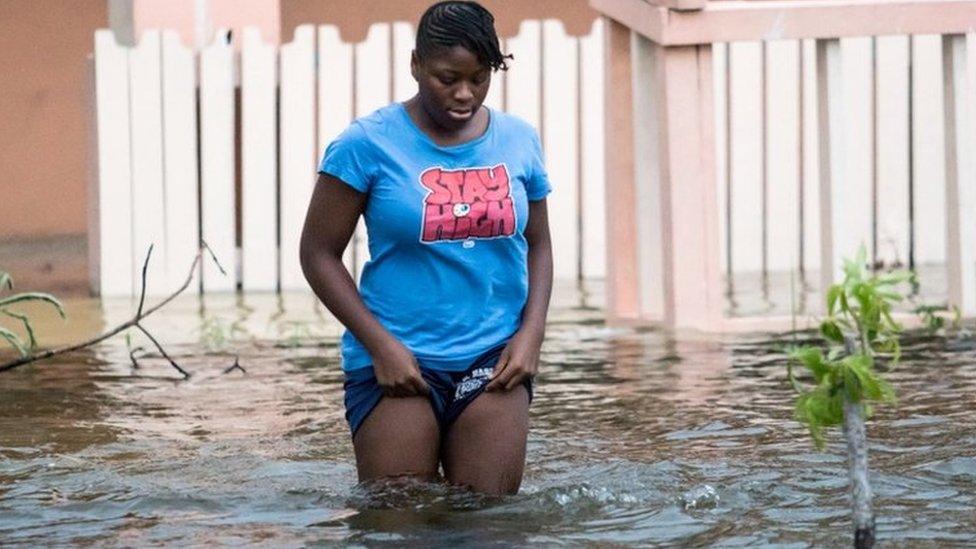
[649,41,722,330]
[603,17,642,324]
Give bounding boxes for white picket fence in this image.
[91,20,608,298]
[714,34,974,277]
[93,19,972,318]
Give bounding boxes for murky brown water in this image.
[1,283,974,546]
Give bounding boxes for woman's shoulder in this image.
[337,104,399,140]
[489,109,541,141]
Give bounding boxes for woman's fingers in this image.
[504,369,531,392]
[378,374,429,398]
[488,363,522,392]
[411,375,430,396]
[486,353,510,392]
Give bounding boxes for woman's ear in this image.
[410,50,420,82]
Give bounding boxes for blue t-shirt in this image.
[318,102,551,372]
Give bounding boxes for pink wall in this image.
[132,0,197,47]
[0,0,107,238]
[131,0,280,48]
[209,0,280,46]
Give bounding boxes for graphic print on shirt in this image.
[418,163,517,243]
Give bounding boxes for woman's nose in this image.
[454,83,474,102]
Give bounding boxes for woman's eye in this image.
[437,76,456,86]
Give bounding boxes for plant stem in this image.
[843,335,875,548]
[843,397,875,548]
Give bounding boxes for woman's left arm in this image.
[486,198,553,392]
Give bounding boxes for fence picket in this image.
[765,40,801,273]
[728,41,764,274]
[161,31,199,294]
[837,38,875,265]
[912,35,948,266]
[816,38,850,291]
[801,38,822,274]
[632,34,665,320]
[93,30,133,297]
[200,28,237,292]
[129,30,168,296]
[483,46,504,111]
[241,27,279,291]
[943,33,975,315]
[875,36,911,267]
[580,18,606,280]
[316,25,355,277]
[505,20,542,132]
[542,20,580,281]
[280,25,317,291]
[392,23,415,103]
[352,23,393,283]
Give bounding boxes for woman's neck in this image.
[404,96,489,147]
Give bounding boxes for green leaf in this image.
[826,285,843,316]
[788,346,832,383]
[839,292,851,317]
[839,353,895,403]
[0,325,28,357]
[876,290,904,303]
[875,270,914,286]
[795,386,845,450]
[820,320,844,344]
[0,293,66,319]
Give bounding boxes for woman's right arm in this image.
[299,173,429,397]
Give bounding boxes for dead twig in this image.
[222,356,246,375]
[128,345,145,369]
[0,241,224,377]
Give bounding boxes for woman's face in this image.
[411,45,491,131]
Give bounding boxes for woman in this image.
[299,0,552,496]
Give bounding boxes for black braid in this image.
[416,1,513,72]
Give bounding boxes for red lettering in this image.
[420,164,516,243]
[419,168,451,205]
[422,204,456,241]
[461,169,488,203]
[481,165,510,201]
[485,197,515,237]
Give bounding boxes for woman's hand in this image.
[371,339,430,398]
[485,328,543,392]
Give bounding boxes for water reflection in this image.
[1,281,974,545]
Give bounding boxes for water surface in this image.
[1,283,974,546]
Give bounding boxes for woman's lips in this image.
[447,108,474,121]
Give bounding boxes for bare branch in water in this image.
[135,323,191,379]
[128,346,145,369]
[0,242,218,377]
[135,244,153,318]
[222,356,246,375]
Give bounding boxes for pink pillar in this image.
[603,17,642,324]
[649,41,722,329]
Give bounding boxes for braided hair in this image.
[416,1,513,72]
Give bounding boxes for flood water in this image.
[1,282,974,546]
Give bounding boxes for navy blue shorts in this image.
[343,342,534,437]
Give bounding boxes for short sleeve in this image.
[317,123,375,193]
[525,130,552,201]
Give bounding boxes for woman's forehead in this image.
[419,45,486,71]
